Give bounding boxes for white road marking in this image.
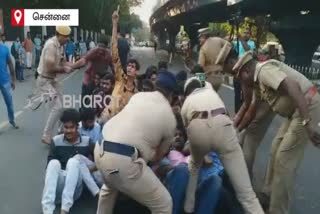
[0,71,79,130]
[0,110,24,129]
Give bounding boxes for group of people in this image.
[1,6,320,214]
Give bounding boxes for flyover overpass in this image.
[150,0,320,65]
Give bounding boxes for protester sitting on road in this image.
[145,65,158,86]
[99,10,139,123]
[79,108,102,143]
[41,109,95,214]
[158,60,168,71]
[167,126,188,167]
[152,117,244,214]
[94,72,115,119]
[141,79,155,92]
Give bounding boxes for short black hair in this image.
[128,59,140,70]
[158,61,168,70]
[80,108,96,122]
[145,65,158,79]
[191,64,205,74]
[184,79,202,97]
[142,79,154,91]
[176,70,187,81]
[97,34,109,47]
[101,72,115,84]
[60,109,81,124]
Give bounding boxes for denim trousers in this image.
[15,62,24,80]
[165,164,222,214]
[41,158,83,214]
[0,82,15,123]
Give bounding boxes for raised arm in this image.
[111,10,124,81]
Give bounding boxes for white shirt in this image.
[181,87,225,127]
[89,41,96,50]
[102,91,176,162]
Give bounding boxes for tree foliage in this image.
[207,16,272,47]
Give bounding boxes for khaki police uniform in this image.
[94,91,176,214]
[181,83,264,214]
[235,52,320,214]
[240,99,275,177]
[36,35,66,142]
[198,37,229,91]
[215,43,276,178]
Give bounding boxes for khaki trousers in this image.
[264,93,320,214]
[94,143,172,214]
[184,114,264,214]
[240,100,275,177]
[205,71,223,91]
[36,77,63,140]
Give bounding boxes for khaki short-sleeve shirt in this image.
[37,36,64,79]
[198,37,224,74]
[254,60,313,117]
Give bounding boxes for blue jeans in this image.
[0,82,15,123]
[15,62,24,81]
[165,164,221,214]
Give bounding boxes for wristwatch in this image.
[302,118,311,126]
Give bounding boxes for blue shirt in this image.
[199,152,224,184]
[79,122,102,143]
[34,38,42,50]
[233,40,256,56]
[65,41,76,55]
[0,44,10,85]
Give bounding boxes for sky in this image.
[131,0,158,24]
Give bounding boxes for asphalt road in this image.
[0,47,319,214]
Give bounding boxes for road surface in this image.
[0,47,319,214]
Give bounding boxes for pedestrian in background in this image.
[34,34,42,68]
[23,31,33,69]
[0,35,19,129]
[11,37,24,81]
[65,38,76,62]
[233,28,256,113]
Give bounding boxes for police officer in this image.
[36,26,74,144]
[94,70,177,214]
[228,51,320,214]
[181,77,264,214]
[215,42,276,179]
[197,28,227,91]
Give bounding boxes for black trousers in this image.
[233,79,243,114]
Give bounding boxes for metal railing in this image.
[287,64,320,85]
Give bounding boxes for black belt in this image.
[191,107,226,122]
[40,74,55,80]
[103,141,138,157]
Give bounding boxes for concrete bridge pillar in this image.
[271,15,320,66]
[158,28,167,49]
[184,24,207,49]
[168,25,179,50]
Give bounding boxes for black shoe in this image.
[10,122,19,129]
